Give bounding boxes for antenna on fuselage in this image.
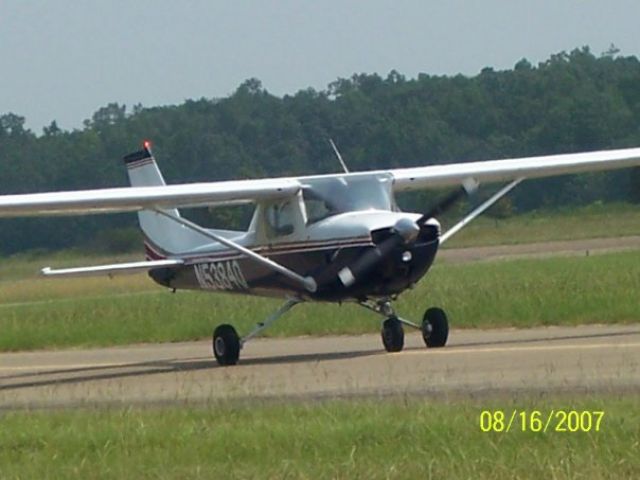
[328,138,350,173]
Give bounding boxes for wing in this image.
[390,147,640,191]
[0,178,301,217]
[1,147,639,218]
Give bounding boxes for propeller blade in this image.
[419,178,479,222]
[335,214,424,288]
[311,217,421,290]
[439,178,523,244]
[337,233,404,288]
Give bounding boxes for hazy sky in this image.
[2,0,640,132]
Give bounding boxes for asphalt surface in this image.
[1,237,639,409]
[1,324,639,409]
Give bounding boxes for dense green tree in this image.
[1,48,640,254]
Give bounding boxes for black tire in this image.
[212,324,241,366]
[422,307,449,348]
[381,317,404,352]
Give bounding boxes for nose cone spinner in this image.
[393,217,420,243]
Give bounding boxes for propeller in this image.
[317,178,480,291]
[418,177,479,224]
[336,218,419,288]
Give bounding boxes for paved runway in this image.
[1,324,639,409]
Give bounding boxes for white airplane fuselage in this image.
[147,210,441,302]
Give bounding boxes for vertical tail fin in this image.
[123,142,206,257]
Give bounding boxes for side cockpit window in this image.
[265,200,295,237]
[302,189,335,224]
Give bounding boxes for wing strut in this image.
[152,209,317,293]
[440,178,524,245]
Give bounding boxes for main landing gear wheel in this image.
[212,324,240,366]
[381,317,405,352]
[422,307,449,348]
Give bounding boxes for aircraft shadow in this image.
[0,349,380,392]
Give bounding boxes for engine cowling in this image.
[336,218,419,288]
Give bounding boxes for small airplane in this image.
[1,141,639,365]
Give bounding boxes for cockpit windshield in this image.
[302,173,394,224]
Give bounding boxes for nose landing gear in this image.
[360,298,449,353]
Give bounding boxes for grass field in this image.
[0,395,637,479]
[0,248,638,351]
[444,202,640,248]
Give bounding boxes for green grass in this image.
[0,396,638,479]
[0,249,638,351]
[443,202,640,248]
[0,250,140,282]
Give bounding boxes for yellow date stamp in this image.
[479,410,605,433]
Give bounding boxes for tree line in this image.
[1,47,639,254]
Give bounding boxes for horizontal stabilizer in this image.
[41,259,183,278]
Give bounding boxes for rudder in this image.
[124,142,207,257]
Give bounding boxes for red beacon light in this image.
[143,140,152,150]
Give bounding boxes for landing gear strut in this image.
[211,298,300,366]
[360,298,449,353]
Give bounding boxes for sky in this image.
[2,0,640,132]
